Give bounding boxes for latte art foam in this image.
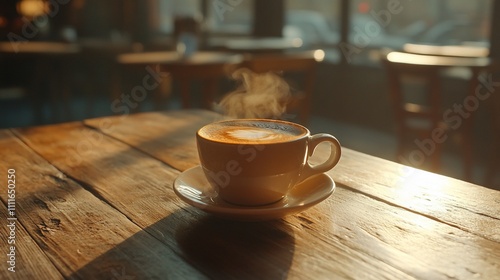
[225,127,294,142]
[199,120,306,144]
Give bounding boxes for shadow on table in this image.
[69,208,296,279]
[176,213,296,279]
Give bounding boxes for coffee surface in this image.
[199,121,305,144]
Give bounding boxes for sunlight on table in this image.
[395,167,451,225]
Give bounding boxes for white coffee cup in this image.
[196,119,341,206]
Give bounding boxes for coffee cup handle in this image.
[299,134,341,182]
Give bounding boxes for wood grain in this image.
[287,187,500,279]
[83,109,223,171]
[13,121,405,279]
[1,109,499,279]
[12,113,500,279]
[13,119,301,279]
[332,148,500,243]
[13,121,190,229]
[1,129,205,279]
[85,110,500,243]
[0,197,63,279]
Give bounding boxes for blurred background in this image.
[0,0,497,187]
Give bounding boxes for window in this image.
[285,0,341,62]
[154,1,493,64]
[285,0,340,47]
[349,0,492,49]
[207,0,254,35]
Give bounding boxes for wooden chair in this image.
[0,42,80,123]
[485,92,500,188]
[240,50,325,124]
[117,51,244,110]
[381,51,495,181]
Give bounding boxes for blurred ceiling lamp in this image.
[17,0,48,18]
[313,49,325,61]
[0,17,7,28]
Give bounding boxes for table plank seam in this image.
[10,125,218,278]
[9,126,158,223]
[356,226,436,279]
[2,109,500,279]
[453,204,500,222]
[0,199,66,279]
[63,176,216,279]
[9,127,129,214]
[11,124,202,229]
[14,211,69,278]
[336,182,499,243]
[1,129,125,278]
[67,119,500,244]
[4,129,209,278]
[81,122,182,172]
[285,214,424,279]
[10,126,187,231]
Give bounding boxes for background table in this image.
[403,43,490,58]
[208,37,304,53]
[0,109,499,279]
[117,51,244,109]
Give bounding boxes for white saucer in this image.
[173,165,335,221]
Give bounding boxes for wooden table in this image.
[403,43,489,58]
[208,37,304,53]
[0,42,80,55]
[117,51,244,109]
[382,51,498,182]
[1,109,499,279]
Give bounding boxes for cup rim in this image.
[197,118,310,145]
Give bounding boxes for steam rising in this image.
[215,68,291,119]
